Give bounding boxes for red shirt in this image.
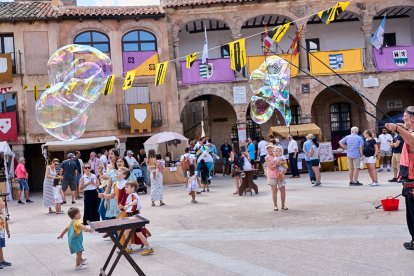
[15,163,28,179]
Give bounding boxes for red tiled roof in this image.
[59,6,164,17]
[0,1,58,21]
[163,0,256,8]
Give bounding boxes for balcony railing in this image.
[116,102,162,129]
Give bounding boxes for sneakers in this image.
[1,261,12,266]
[75,265,87,270]
[17,200,24,204]
[349,182,355,186]
[354,181,363,186]
[72,201,76,204]
[378,168,384,172]
[0,263,4,269]
[26,199,33,203]
[369,182,379,186]
[388,178,398,182]
[191,200,198,204]
[81,258,87,265]
[141,248,154,256]
[312,182,321,187]
[387,168,391,172]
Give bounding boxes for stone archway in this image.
[311,84,368,149]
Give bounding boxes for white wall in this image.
[372,17,413,45]
[179,29,233,59]
[306,21,364,51]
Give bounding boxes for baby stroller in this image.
[131,166,148,194]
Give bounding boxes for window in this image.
[291,105,301,125]
[74,31,110,53]
[122,30,157,52]
[124,86,149,104]
[221,45,230,58]
[384,33,396,47]
[0,93,17,113]
[0,34,16,74]
[330,103,351,136]
[246,120,261,140]
[306,38,320,52]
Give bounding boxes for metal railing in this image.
[116,102,162,129]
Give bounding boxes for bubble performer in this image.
[35,44,112,141]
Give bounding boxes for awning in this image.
[268,123,321,138]
[42,136,120,152]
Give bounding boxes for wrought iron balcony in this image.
[116,102,162,129]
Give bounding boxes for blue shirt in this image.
[303,139,313,161]
[247,143,256,160]
[340,134,364,158]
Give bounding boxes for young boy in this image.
[58,207,93,270]
[122,181,154,256]
[0,198,11,269]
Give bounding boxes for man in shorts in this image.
[377,128,393,172]
[220,139,232,176]
[14,157,33,204]
[389,132,404,182]
[60,153,78,204]
[339,126,364,186]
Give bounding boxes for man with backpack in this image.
[180,147,195,177]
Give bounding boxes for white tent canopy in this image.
[42,136,120,152]
[0,142,15,201]
[144,132,188,159]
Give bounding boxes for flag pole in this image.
[266,48,384,123]
[288,36,395,123]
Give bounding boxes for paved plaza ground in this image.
[3,170,414,275]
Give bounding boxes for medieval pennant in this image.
[393,50,408,67]
[134,109,147,124]
[329,54,344,69]
[199,63,213,79]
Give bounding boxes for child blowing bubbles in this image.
[58,207,93,270]
[121,181,153,256]
[0,197,11,269]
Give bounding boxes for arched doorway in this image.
[311,85,367,149]
[180,95,237,146]
[376,80,414,130]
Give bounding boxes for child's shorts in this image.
[0,238,5,248]
[267,178,285,187]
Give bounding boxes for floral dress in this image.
[150,160,165,201]
[43,166,56,208]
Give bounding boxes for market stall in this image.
[144,132,188,184]
[0,142,16,201]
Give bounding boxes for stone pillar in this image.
[119,142,126,157]
[299,28,308,74]
[362,23,375,72]
[173,38,181,81]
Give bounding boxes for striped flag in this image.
[371,16,386,50]
[201,27,208,64]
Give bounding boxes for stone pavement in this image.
[3,170,414,276]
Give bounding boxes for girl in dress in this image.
[186,164,200,203]
[79,165,100,225]
[58,207,93,271]
[150,154,165,206]
[43,158,60,214]
[53,178,65,214]
[240,146,252,171]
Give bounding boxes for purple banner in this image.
[180,58,235,85]
[122,51,157,73]
[373,45,414,71]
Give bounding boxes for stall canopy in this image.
[268,123,322,138]
[42,136,120,152]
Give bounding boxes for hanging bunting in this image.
[102,74,115,95]
[66,81,77,95]
[318,1,350,24]
[23,84,28,90]
[289,25,304,56]
[186,52,198,69]
[266,22,291,45]
[45,83,51,89]
[33,84,39,101]
[228,38,247,72]
[122,70,135,91]
[0,86,12,94]
[155,61,168,86]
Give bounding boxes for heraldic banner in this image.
[308,48,364,76]
[180,58,235,85]
[0,111,17,141]
[122,51,159,76]
[129,104,152,134]
[373,45,414,72]
[247,54,299,76]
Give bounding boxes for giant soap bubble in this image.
[36,44,112,141]
[249,55,292,126]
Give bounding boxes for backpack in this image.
[181,155,190,171]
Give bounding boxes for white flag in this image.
[202,27,208,64]
[371,16,386,50]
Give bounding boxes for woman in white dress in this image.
[150,153,165,206]
[43,158,60,214]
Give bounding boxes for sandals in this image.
[151,202,155,206]
[160,202,166,206]
[281,206,289,211]
[274,207,278,211]
[404,241,414,250]
[56,211,64,214]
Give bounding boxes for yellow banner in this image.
[155,61,168,86]
[102,74,115,95]
[309,48,364,75]
[33,85,39,101]
[228,38,247,72]
[248,54,299,77]
[134,53,159,76]
[122,70,135,90]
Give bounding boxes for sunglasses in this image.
[84,167,91,169]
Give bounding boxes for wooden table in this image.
[89,216,149,276]
[239,170,259,196]
[163,166,187,184]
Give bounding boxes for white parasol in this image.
[144,132,189,159]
